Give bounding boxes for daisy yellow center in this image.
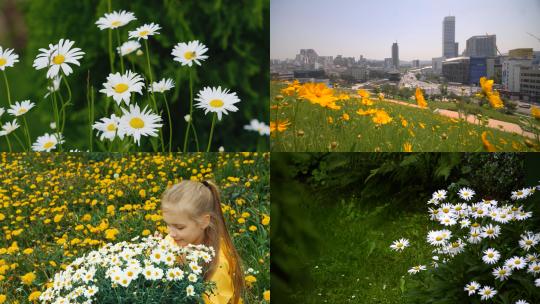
[106,123,117,131]
[526,240,533,245]
[514,260,521,264]
[488,253,494,258]
[0,58,6,66]
[18,108,27,115]
[209,99,224,108]
[114,83,129,93]
[43,141,55,149]
[451,242,459,248]
[139,30,149,36]
[487,229,494,234]
[435,236,443,241]
[112,20,122,27]
[184,51,196,60]
[53,55,65,65]
[129,118,145,129]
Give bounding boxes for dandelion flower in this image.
[149,78,175,93]
[194,86,241,120]
[172,40,209,67]
[96,10,136,30]
[390,238,410,251]
[482,248,500,264]
[33,39,85,79]
[8,100,35,116]
[0,120,19,136]
[100,70,145,105]
[32,133,64,152]
[93,114,123,141]
[0,47,19,70]
[244,119,270,136]
[129,23,161,40]
[118,104,163,145]
[464,281,480,295]
[117,40,141,56]
[478,286,497,300]
[457,187,475,201]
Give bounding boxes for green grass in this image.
[271,82,536,152]
[288,198,433,304]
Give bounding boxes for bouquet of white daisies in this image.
[39,235,215,304]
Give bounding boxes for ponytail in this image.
[201,180,245,304]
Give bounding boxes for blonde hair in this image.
[161,180,244,304]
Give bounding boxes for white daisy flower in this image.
[218,146,225,152]
[458,187,475,201]
[515,300,529,304]
[186,285,195,297]
[32,133,64,152]
[93,114,123,141]
[118,104,163,146]
[481,224,500,239]
[0,107,4,119]
[527,261,540,275]
[427,229,452,246]
[390,238,410,252]
[535,278,540,287]
[519,232,540,251]
[478,286,497,300]
[96,10,136,30]
[187,273,197,282]
[194,86,241,120]
[432,189,447,201]
[8,100,35,116]
[0,46,19,70]
[407,265,426,275]
[505,256,527,270]
[0,120,19,136]
[464,281,480,296]
[171,40,209,67]
[129,23,161,40]
[482,248,500,264]
[492,266,512,281]
[244,119,270,136]
[100,70,145,105]
[511,188,532,200]
[33,39,85,79]
[117,40,141,56]
[149,78,174,93]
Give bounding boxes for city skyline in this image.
[271,0,540,61]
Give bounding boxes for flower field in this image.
[0,152,270,303]
[271,81,539,152]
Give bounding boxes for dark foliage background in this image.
[0,0,269,151]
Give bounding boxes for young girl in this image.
[161,180,244,304]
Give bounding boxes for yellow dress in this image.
[164,235,234,304]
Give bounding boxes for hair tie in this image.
[201,180,210,187]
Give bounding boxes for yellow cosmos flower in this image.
[487,91,504,109]
[531,106,540,120]
[415,87,428,108]
[481,131,496,152]
[270,120,291,134]
[372,110,392,125]
[299,83,338,108]
[403,142,413,152]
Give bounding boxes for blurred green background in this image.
[0,0,269,151]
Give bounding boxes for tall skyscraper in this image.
[443,16,457,58]
[392,42,399,69]
[464,35,497,57]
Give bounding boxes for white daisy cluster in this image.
[393,185,540,302]
[39,235,214,303]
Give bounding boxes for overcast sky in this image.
[271,0,540,61]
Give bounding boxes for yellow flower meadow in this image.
[0,153,269,303]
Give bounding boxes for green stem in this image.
[5,134,12,152]
[183,69,194,152]
[190,120,200,152]
[206,113,217,152]
[144,40,158,112]
[116,30,124,73]
[61,76,72,135]
[162,94,173,153]
[108,29,115,73]
[22,116,31,150]
[51,90,62,151]
[2,70,12,106]
[12,131,25,151]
